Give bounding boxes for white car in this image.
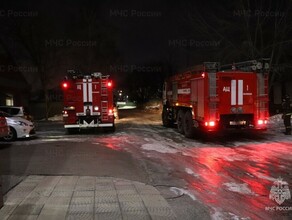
[0,106,33,121]
[2,112,36,141]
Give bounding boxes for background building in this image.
[0,45,30,107]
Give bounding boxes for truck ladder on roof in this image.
[220,58,270,72]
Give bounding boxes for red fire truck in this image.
[61,71,115,133]
[162,59,269,137]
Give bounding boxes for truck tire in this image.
[162,106,173,127]
[183,111,195,138]
[177,110,185,134]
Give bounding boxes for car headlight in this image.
[18,121,28,126]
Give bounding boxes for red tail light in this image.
[108,109,113,115]
[62,82,69,89]
[257,119,268,125]
[205,121,216,127]
[107,81,112,87]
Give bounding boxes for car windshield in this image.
[10,108,21,115]
[0,107,21,115]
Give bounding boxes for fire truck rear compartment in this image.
[62,72,115,132]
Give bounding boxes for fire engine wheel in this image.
[177,110,185,134]
[183,111,195,138]
[162,107,173,127]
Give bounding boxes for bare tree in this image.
[177,0,292,91]
[0,2,120,120]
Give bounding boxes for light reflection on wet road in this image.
[179,142,292,219]
[115,114,292,219]
[7,111,292,219]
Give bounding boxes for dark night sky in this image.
[0,0,291,93]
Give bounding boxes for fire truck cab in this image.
[61,71,115,133]
[162,59,269,137]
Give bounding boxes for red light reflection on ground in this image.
[97,137,123,151]
[183,142,292,219]
[93,134,138,151]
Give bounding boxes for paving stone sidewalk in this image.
[0,175,177,220]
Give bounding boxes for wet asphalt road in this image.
[1,109,292,219]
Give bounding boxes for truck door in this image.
[191,79,204,118]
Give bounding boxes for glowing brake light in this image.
[108,109,113,115]
[205,121,216,127]
[107,81,112,87]
[257,119,268,125]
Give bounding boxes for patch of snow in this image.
[221,152,247,162]
[142,137,182,153]
[211,209,225,220]
[223,182,257,195]
[255,174,289,185]
[254,173,279,182]
[185,168,200,177]
[170,187,196,201]
[129,127,159,133]
[145,104,160,110]
[268,114,285,125]
[40,114,63,121]
[118,106,137,110]
[211,208,251,220]
[142,143,178,154]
